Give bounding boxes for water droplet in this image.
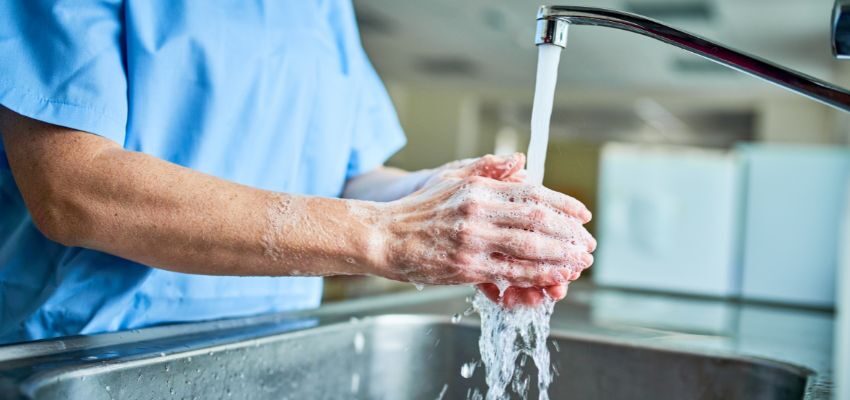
[353,332,365,353]
[436,383,449,400]
[413,282,425,291]
[105,385,111,392]
[350,373,360,393]
[451,313,462,323]
[460,361,477,379]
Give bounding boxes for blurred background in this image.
[324,0,850,313]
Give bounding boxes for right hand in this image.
[376,154,595,290]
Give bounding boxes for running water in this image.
[473,44,563,400]
[526,44,562,186]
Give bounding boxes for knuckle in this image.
[528,186,545,202]
[462,175,486,185]
[527,206,547,224]
[450,251,473,267]
[458,198,481,216]
[519,237,540,254]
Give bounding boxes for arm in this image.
[1,107,594,288]
[342,166,431,202]
[0,107,382,277]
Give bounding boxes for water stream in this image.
[474,44,562,400]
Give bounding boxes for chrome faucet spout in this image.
[535,5,850,113]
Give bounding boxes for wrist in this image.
[344,199,394,278]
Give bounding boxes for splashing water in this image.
[473,291,555,400]
[474,44,562,400]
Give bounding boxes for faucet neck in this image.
[536,5,850,113]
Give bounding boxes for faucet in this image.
[535,5,850,113]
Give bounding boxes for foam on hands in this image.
[261,194,295,262]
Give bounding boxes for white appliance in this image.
[835,186,850,400]
[738,144,850,307]
[593,143,743,297]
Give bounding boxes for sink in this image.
[3,314,810,400]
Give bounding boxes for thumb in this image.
[461,153,525,181]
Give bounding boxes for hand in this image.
[478,283,568,308]
[417,154,529,190]
[419,154,592,307]
[377,153,595,293]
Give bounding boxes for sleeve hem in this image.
[0,84,127,145]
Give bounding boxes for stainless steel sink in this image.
[1,314,810,400]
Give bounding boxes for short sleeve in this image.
[346,60,408,178]
[330,1,406,179]
[0,0,128,143]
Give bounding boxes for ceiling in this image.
[354,0,841,94]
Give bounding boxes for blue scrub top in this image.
[0,0,406,344]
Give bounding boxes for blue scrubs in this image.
[0,0,405,343]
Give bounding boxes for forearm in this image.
[1,111,384,277]
[68,149,383,276]
[342,166,433,202]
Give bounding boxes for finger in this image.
[584,229,597,253]
[544,284,567,300]
[478,283,503,303]
[486,202,584,241]
[504,169,527,183]
[478,286,561,308]
[484,259,567,287]
[472,249,587,287]
[461,153,525,181]
[486,181,591,223]
[487,230,572,263]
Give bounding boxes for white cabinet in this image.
[738,144,850,307]
[593,144,743,297]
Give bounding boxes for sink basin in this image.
[4,315,809,400]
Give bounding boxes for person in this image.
[0,1,595,344]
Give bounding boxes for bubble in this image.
[262,195,294,261]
